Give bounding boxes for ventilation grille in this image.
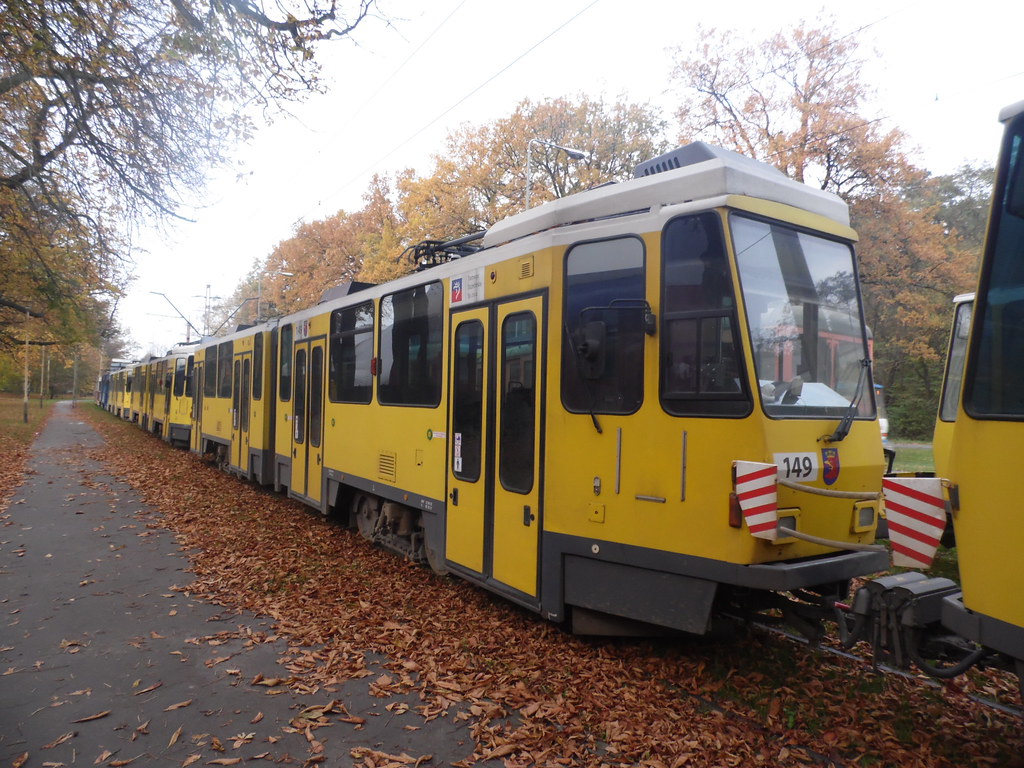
[378,451,397,482]
[519,257,535,279]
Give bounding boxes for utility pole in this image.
[15,302,45,423]
[39,345,46,408]
[23,309,29,424]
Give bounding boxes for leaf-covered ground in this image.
[69,406,1024,767]
[0,395,53,514]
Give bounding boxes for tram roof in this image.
[1000,100,1024,123]
[484,142,850,248]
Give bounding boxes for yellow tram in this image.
[190,143,888,634]
[191,323,276,485]
[846,102,1024,684]
[936,101,1024,664]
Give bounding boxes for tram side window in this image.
[253,333,263,401]
[562,237,646,414]
[452,320,484,482]
[500,312,537,493]
[173,358,186,397]
[185,356,194,398]
[966,127,1024,417]
[203,347,217,398]
[940,300,972,421]
[378,282,443,407]
[310,346,323,447]
[329,302,374,404]
[218,341,233,398]
[279,324,293,402]
[660,213,749,417]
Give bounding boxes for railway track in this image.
[752,620,1024,719]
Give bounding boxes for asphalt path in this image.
[0,402,482,767]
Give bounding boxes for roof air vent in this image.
[633,141,785,179]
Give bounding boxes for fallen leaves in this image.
[41,732,76,749]
[76,406,1024,768]
[164,699,193,711]
[71,711,111,723]
[350,748,432,767]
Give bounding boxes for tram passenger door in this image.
[447,308,490,573]
[191,362,203,453]
[291,339,325,504]
[232,353,252,475]
[447,296,543,599]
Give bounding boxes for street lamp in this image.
[525,138,589,209]
[256,270,294,323]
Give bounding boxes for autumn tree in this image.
[0,0,376,353]
[399,95,670,242]
[243,95,670,312]
[669,20,976,438]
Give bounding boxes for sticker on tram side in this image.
[773,452,820,483]
[450,268,485,306]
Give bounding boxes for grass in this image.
[882,441,961,582]
[0,392,54,447]
[887,443,935,474]
[0,393,56,505]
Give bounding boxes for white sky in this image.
[119,0,1024,356]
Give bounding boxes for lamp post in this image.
[525,138,589,209]
[257,270,294,323]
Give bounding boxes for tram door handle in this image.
[449,487,458,506]
[523,505,535,526]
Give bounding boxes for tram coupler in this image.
[839,572,960,670]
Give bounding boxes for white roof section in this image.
[999,100,1024,123]
[484,144,850,248]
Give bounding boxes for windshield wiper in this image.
[823,359,870,443]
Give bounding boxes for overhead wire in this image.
[326,0,473,138]
[313,0,602,211]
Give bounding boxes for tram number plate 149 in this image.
[773,452,820,483]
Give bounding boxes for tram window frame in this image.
[173,358,187,397]
[499,312,537,494]
[964,121,1024,420]
[561,236,647,416]
[378,282,443,408]
[253,333,264,401]
[660,212,751,418]
[232,357,241,426]
[241,358,251,432]
[451,319,485,482]
[294,346,307,444]
[217,341,233,399]
[328,301,374,404]
[310,346,324,447]
[731,212,873,421]
[939,299,972,422]
[203,346,217,398]
[279,323,293,402]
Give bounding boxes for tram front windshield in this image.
[731,214,873,419]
